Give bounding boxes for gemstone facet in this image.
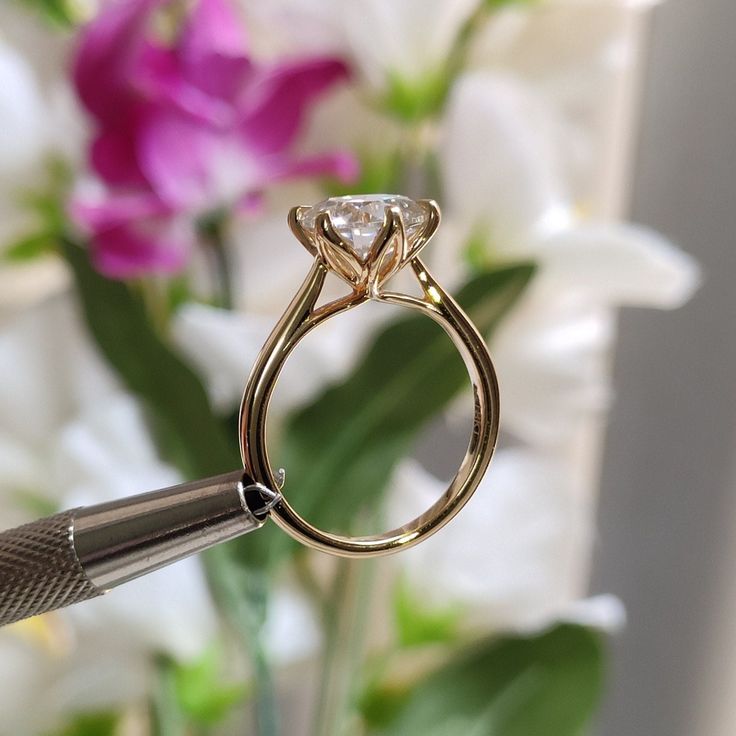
[300,194,427,261]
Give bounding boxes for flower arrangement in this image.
[0,1,698,735]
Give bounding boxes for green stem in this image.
[199,212,233,310]
[151,657,189,736]
[203,548,279,736]
[311,558,376,736]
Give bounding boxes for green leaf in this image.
[360,682,412,730]
[60,238,240,480]
[382,624,605,736]
[3,232,57,263]
[486,0,539,8]
[394,580,462,649]
[46,712,118,736]
[151,658,188,736]
[173,646,248,725]
[275,264,534,547]
[15,0,79,27]
[384,70,451,122]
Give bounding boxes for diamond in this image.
[300,194,427,261]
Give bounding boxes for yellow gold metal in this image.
[239,198,499,557]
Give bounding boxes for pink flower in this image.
[71,0,358,278]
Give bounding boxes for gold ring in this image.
[239,195,499,557]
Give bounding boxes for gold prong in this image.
[404,199,441,261]
[314,211,363,286]
[367,206,404,293]
[288,206,317,256]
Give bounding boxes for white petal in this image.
[491,293,615,445]
[561,594,626,633]
[51,394,181,508]
[440,72,570,246]
[534,223,701,309]
[171,303,272,413]
[390,452,594,633]
[0,39,46,178]
[0,294,120,448]
[69,557,219,663]
[262,585,322,666]
[342,0,479,89]
[172,300,386,416]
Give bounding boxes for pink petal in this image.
[74,0,164,124]
[70,190,171,232]
[89,116,147,186]
[178,0,251,100]
[136,43,237,126]
[241,58,349,155]
[91,223,192,278]
[135,106,216,209]
[71,190,192,278]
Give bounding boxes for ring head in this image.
[290,194,440,292]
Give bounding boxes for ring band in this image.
[239,196,499,557]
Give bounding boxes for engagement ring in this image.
[239,195,500,557]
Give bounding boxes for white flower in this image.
[241,0,479,92]
[172,211,390,416]
[0,295,219,730]
[262,585,322,666]
[390,453,623,633]
[438,72,699,444]
[440,73,569,247]
[0,28,83,311]
[341,0,480,91]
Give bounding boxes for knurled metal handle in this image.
[0,510,100,626]
[0,472,279,627]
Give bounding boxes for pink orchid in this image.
[71,0,357,278]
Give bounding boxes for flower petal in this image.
[73,0,163,124]
[342,0,479,89]
[390,451,594,633]
[177,0,251,100]
[241,57,350,155]
[441,72,569,246]
[535,223,701,309]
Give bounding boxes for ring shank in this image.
[239,257,499,557]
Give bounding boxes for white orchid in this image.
[438,72,699,444]
[0,295,221,732]
[241,0,480,93]
[390,453,625,633]
[172,209,391,416]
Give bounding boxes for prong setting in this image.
[292,195,440,294]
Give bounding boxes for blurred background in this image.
[593,1,736,736]
[0,1,731,735]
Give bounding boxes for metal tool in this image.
[0,471,280,627]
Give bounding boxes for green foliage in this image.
[381,624,605,736]
[360,682,412,731]
[384,71,451,123]
[274,264,534,549]
[172,647,248,725]
[46,713,118,736]
[3,232,57,262]
[15,0,80,27]
[394,580,463,649]
[60,238,240,481]
[486,0,539,8]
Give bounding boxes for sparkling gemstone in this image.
[300,194,427,261]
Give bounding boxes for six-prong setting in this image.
[288,195,440,294]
